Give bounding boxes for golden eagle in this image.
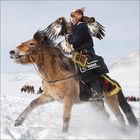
[34,16,105,42]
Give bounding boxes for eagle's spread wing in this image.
[87,21,105,40]
[42,17,68,41]
[33,16,105,45]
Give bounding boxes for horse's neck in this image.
[36,52,67,81]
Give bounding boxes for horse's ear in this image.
[34,30,53,46]
[33,30,42,44]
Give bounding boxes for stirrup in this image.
[91,88,104,97]
[89,91,104,102]
[89,96,103,102]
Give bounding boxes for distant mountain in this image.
[109,50,139,70]
[108,51,139,85]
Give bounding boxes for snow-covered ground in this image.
[1,51,139,139]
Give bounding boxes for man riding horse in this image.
[66,8,109,100]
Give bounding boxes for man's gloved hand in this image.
[66,26,73,34]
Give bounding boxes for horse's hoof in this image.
[14,119,23,127]
[62,128,68,133]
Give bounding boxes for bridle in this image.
[28,45,78,84]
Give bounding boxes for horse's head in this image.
[9,39,41,64]
[9,34,75,73]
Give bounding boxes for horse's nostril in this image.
[9,50,15,54]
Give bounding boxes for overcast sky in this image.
[1,1,139,74]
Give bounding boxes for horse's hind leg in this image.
[105,95,125,130]
[14,94,54,126]
[90,100,110,120]
[62,97,73,132]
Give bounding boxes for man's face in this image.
[71,17,79,25]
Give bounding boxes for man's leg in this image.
[86,72,104,101]
[90,81,104,101]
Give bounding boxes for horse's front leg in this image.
[14,94,54,126]
[62,97,73,132]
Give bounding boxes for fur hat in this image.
[70,7,85,20]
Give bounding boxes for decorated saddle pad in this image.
[72,52,88,67]
[100,74,121,97]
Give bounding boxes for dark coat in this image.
[68,22,95,56]
[68,22,109,77]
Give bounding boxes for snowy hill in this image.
[1,51,139,139]
[109,51,139,70]
[108,51,139,90]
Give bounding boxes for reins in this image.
[29,52,78,84]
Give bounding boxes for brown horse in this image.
[9,36,138,132]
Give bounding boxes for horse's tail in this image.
[118,90,138,127]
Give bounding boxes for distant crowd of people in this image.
[20,85,139,101]
[21,85,43,94]
[125,96,140,102]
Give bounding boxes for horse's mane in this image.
[33,30,75,73]
[48,46,75,73]
[33,30,55,47]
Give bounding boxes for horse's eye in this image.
[29,43,34,46]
